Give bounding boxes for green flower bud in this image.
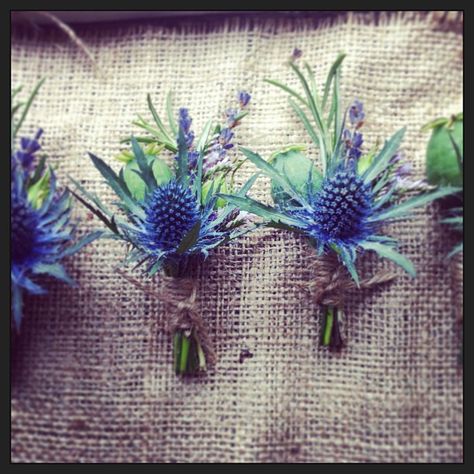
[425,115,463,187]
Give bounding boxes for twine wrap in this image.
[117,270,216,365]
[302,251,398,307]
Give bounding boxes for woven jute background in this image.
[11,11,463,463]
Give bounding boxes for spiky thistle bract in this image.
[73,91,256,374]
[11,81,100,330]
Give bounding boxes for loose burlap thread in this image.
[11,12,463,463]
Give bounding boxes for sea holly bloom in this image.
[74,91,256,375]
[220,52,456,350]
[10,81,99,330]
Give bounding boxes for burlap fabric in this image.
[11,12,463,463]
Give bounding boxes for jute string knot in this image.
[300,252,398,307]
[116,269,216,364]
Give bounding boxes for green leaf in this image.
[31,263,75,285]
[441,216,463,225]
[372,186,460,221]
[166,91,178,136]
[426,120,463,187]
[147,93,174,142]
[196,119,213,152]
[202,176,228,208]
[176,220,201,255]
[12,77,46,139]
[217,194,302,227]
[123,160,147,201]
[263,78,308,107]
[131,137,157,191]
[88,153,146,220]
[362,128,406,184]
[176,126,189,186]
[132,118,178,152]
[27,166,51,209]
[239,147,307,206]
[69,187,119,234]
[29,155,48,186]
[446,242,463,259]
[152,157,173,185]
[288,99,325,170]
[322,53,346,109]
[360,241,416,277]
[270,150,322,206]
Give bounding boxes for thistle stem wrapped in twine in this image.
[116,269,215,375]
[299,251,398,350]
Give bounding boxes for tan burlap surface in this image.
[11,12,463,463]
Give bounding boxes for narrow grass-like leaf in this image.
[441,216,463,225]
[69,188,119,234]
[264,78,308,107]
[303,62,321,107]
[290,63,327,139]
[31,263,75,285]
[131,137,157,191]
[446,242,463,259]
[218,194,302,227]
[176,126,189,186]
[363,128,406,184]
[176,220,201,255]
[88,153,146,219]
[197,120,213,152]
[360,240,415,277]
[237,174,260,197]
[59,230,104,258]
[288,95,323,144]
[12,77,46,139]
[166,91,178,136]
[371,186,460,221]
[29,155,47,186]
[239,147,307,206]
[322,53,346,109]
[147,93,174,142]
[338,246,360,286]
[68,176,114,218]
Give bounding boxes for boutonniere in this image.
[72,91,256,375]
[11,80,100,331]
[220,50,456,351]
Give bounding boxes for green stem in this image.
[178,332,191,374]
[321,306,344,351]
[322,306,334,346]
[173,331,182,374]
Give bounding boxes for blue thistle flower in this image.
[295,165,375,250]
[80,135,254,277]
[11,81,99,331]
[10,137,95,330]
[139,180,200,253]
